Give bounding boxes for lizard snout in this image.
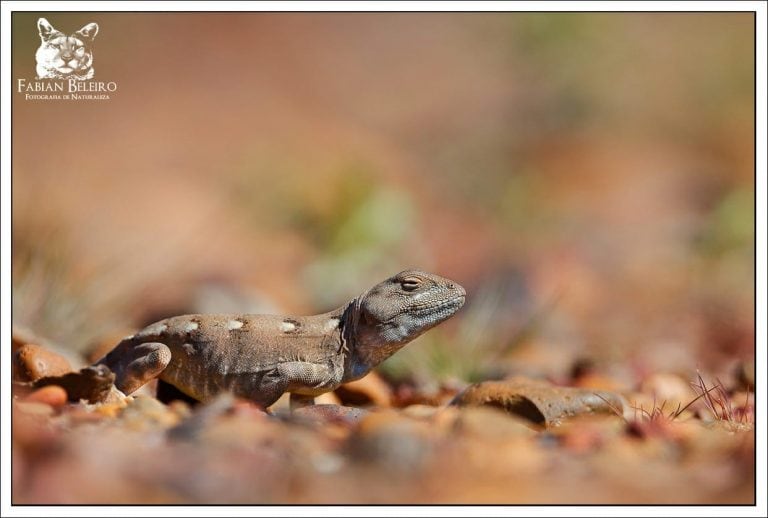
[445,280,466,299]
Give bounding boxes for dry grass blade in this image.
[668,385,711,420]
[690,372,754,427]
[593,392,626,422]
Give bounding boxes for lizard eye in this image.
[400,277,422,291]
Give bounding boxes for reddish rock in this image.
[24,385,68,408]
[14,401,54,417]
[348,411,435,472]
[334,372,392,407]
[292,404,369,427]
[14,344,73,383]
[640,373,697,411]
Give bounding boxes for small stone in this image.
[431,406,462,432]
[23,385,67,408]
[12,325,53,353]
[91,388,131,418]
[310,453,345,474]
[168,392,237,441]
[102,385,129,405]
[640,373,697,411]
[231,399,270,419]
[190,406,285,450]
[348,411,434,473]
[120,395,180,430]
[93,401,127,419]
[64,407,108,424]
[401,404,440,419]
[13,344,72,382]
[453,406,537,438]
[315,391,341,405]
[292,404,368,427]
[557,415,624,454]
[572,373,627,392]
[14,401,54,417]
[334,372,392,407]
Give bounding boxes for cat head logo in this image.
[35,17,99,80]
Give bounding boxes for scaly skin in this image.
[96,270,466,408]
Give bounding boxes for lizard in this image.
[95,270,466,409]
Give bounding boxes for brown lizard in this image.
[95,270,465,409]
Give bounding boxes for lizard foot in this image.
[115,342,172,395]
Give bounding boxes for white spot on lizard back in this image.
[324,318,340,332]
[184,321,199,332]
[280,321,296,332]
[228,319,244,330]
[137,321,167,337]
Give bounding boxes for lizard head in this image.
[351,269,466,355]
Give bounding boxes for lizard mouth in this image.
[411,294,466,316]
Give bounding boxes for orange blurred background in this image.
[12,12,754,384]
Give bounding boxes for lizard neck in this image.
[338,295,411,382]
[334,296,374,382]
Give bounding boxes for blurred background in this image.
[12,12,754,388]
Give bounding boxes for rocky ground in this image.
[9,12,756,509]
[11,329,755,505]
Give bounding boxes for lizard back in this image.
[104,311,346,402]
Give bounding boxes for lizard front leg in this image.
[276,361,339,410]
[110,342,172,395]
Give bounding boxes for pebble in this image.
[120,395,180,430]
[401,404,441,420]
[14,344,72,382]
[231,399,270,419]
[168,392,237,441]
[452,406,537,439]
[23,385,68,408]
[572,373,627,392]
[556,416,623,454]
[347,411,434,473]
[639,373,697,411]
[334,372,392,407]
[315,391,342,405]
[291,404,369,427]
[15,401,54,417]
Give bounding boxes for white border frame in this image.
[1,2,765,517]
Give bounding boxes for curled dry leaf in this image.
[32,365,115,404]
[450,377,625,428]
